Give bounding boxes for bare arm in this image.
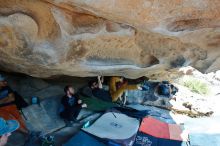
[101,76,104,83]
[97,76,103,89]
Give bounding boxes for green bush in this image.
[182,77,209,95]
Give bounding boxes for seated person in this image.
[0,75,28,134]
[0,117,19,146]
[0,75,15,106]
[60,85,87,122]
[0,75,28,109]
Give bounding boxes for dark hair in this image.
[88,80,97,88]
[64,85,72,93]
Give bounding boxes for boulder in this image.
[170,84,214,117]
[0,0,219,78]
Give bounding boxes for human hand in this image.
[78,100,82,104]
[97,76,102,80]
[81,103,87,108]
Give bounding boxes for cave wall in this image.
[0,0,220,78]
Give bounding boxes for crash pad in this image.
[79,95,118,112]
[63,131,106,146]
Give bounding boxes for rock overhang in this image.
[0,0,219,78]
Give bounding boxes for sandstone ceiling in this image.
[0,0,220,78]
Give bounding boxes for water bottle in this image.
[31,96,38,104]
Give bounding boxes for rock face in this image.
[0,0,220,78]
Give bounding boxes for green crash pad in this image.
[79,95,118,112]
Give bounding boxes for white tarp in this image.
[82,112,139,140]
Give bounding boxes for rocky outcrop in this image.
[0,0,220,78]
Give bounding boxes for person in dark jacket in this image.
[60,85,87,122]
